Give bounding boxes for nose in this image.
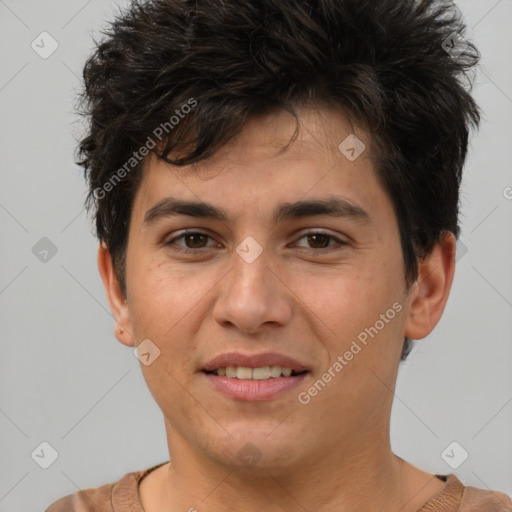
[212,245,293,334]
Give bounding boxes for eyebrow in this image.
[143,195,372,226]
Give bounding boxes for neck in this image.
[149,433,423,512]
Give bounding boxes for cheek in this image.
[127,257,206,336]
[127,264,203,403]
[126,260,218,385]
[291,256,404,363]
[292,264,382,333]
[297,272,404,428]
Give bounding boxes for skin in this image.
[98,105,456,512]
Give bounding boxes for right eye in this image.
[165,230,221,253]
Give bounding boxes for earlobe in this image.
[97,243,135,347]
[404,232,456,341]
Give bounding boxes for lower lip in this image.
[203,372,308,401]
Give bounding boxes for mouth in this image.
[201,352,310,401]
[203,366,308,380]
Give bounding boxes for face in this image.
[103,106,438,474]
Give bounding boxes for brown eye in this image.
[165,231,218,253]
[293,231,347,251]
[306,233,331,249]
[182,233,209,249]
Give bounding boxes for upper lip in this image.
[202,352,310,373]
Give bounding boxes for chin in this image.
[210,421,307,472]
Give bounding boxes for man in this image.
[46,0,511,510]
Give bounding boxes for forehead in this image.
[131,106,391,228]
[201,106,364,163]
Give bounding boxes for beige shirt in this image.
[45,461,512,511]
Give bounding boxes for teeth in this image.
[270,366,283,378]
[252,367,270,380]
[236,367,252,380]
[213,365,298,379]
[281,367,292,377]
[226,366,237,378]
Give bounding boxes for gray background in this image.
[0,1,511,510]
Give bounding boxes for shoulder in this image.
[44,480,116,512]
[417,473,511,512]
[459,484,512,512]
[44,462,167,512]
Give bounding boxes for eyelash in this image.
[165,230,348,254]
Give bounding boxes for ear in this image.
[97,242,135,347]
[404,231,457,341]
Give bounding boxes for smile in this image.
[205,366,306,380]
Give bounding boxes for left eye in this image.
[293,232,346,250]
[165,231,346,252]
